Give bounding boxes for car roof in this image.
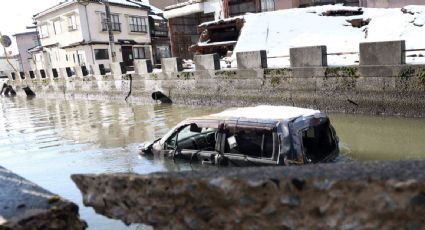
[197,105,321,121]
[182,106,323,131]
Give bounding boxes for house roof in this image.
[12,31,37,37]
[34,0,151,19]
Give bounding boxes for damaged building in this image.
[162,0,362,59]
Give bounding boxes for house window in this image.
[229,2,256,17]
[101,13,121,32]
[129,16,147,32]
[39,24,49,38]
[68,15,78,31]
[133,47,150,59]
[53,20,62,34]
[94,49,109,60]
[261,0,275,12]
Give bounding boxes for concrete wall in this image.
[290,46,327,67]
[194,53,220,70]
[8,40,425,117]
[236,51,268,69]
[359,40,405,66]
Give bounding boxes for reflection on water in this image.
[0,97,221,230]
[1,97,425,229]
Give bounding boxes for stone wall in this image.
[71,160,425,229]
[5,40,425,117]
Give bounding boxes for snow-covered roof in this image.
[34,0,152,18]
[197,41,237,47]
[224,4,425,67]
[210,105,321,121]
[163,1,204,19]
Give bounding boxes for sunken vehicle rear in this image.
[140,106,339,166]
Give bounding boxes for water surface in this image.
[1,97,425,229]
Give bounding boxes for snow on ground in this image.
[224,5,425,68]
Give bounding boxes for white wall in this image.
[33,1,152,70]
[36,3,84,49]
[86,3,151,44]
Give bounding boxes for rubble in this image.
[72,160,425,229]
[0,166,87,230]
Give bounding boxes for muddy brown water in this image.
[1,97,425,229]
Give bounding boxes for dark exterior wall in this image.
[360,0,425,8]
[169,13,214,59]
[297,0,359,7]
[14,32,39,72]
[275,0,300,9]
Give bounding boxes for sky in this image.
[0,0,62,55]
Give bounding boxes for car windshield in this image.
[165,124,218,151]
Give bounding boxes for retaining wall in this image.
[5,40,425,117]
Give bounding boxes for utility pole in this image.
[103,0,117,62]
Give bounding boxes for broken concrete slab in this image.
[72,160,425,230]
[0,166,87,230]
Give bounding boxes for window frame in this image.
[223,129,276,160]
[68,15,78,31]
[129,16,148,33]
[101,13,121,32]
[133,47,148,60]
[94,49,110,60]
[261,0,275,12]
[53,19,62,35]
[39,24,49,38]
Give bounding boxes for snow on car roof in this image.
[209,105,321,121]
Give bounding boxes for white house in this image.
[31,0,153,73]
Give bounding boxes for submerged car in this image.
[140,106,339,166]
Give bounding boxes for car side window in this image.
[224,129,274,159]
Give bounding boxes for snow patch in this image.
[223,5,425,68]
